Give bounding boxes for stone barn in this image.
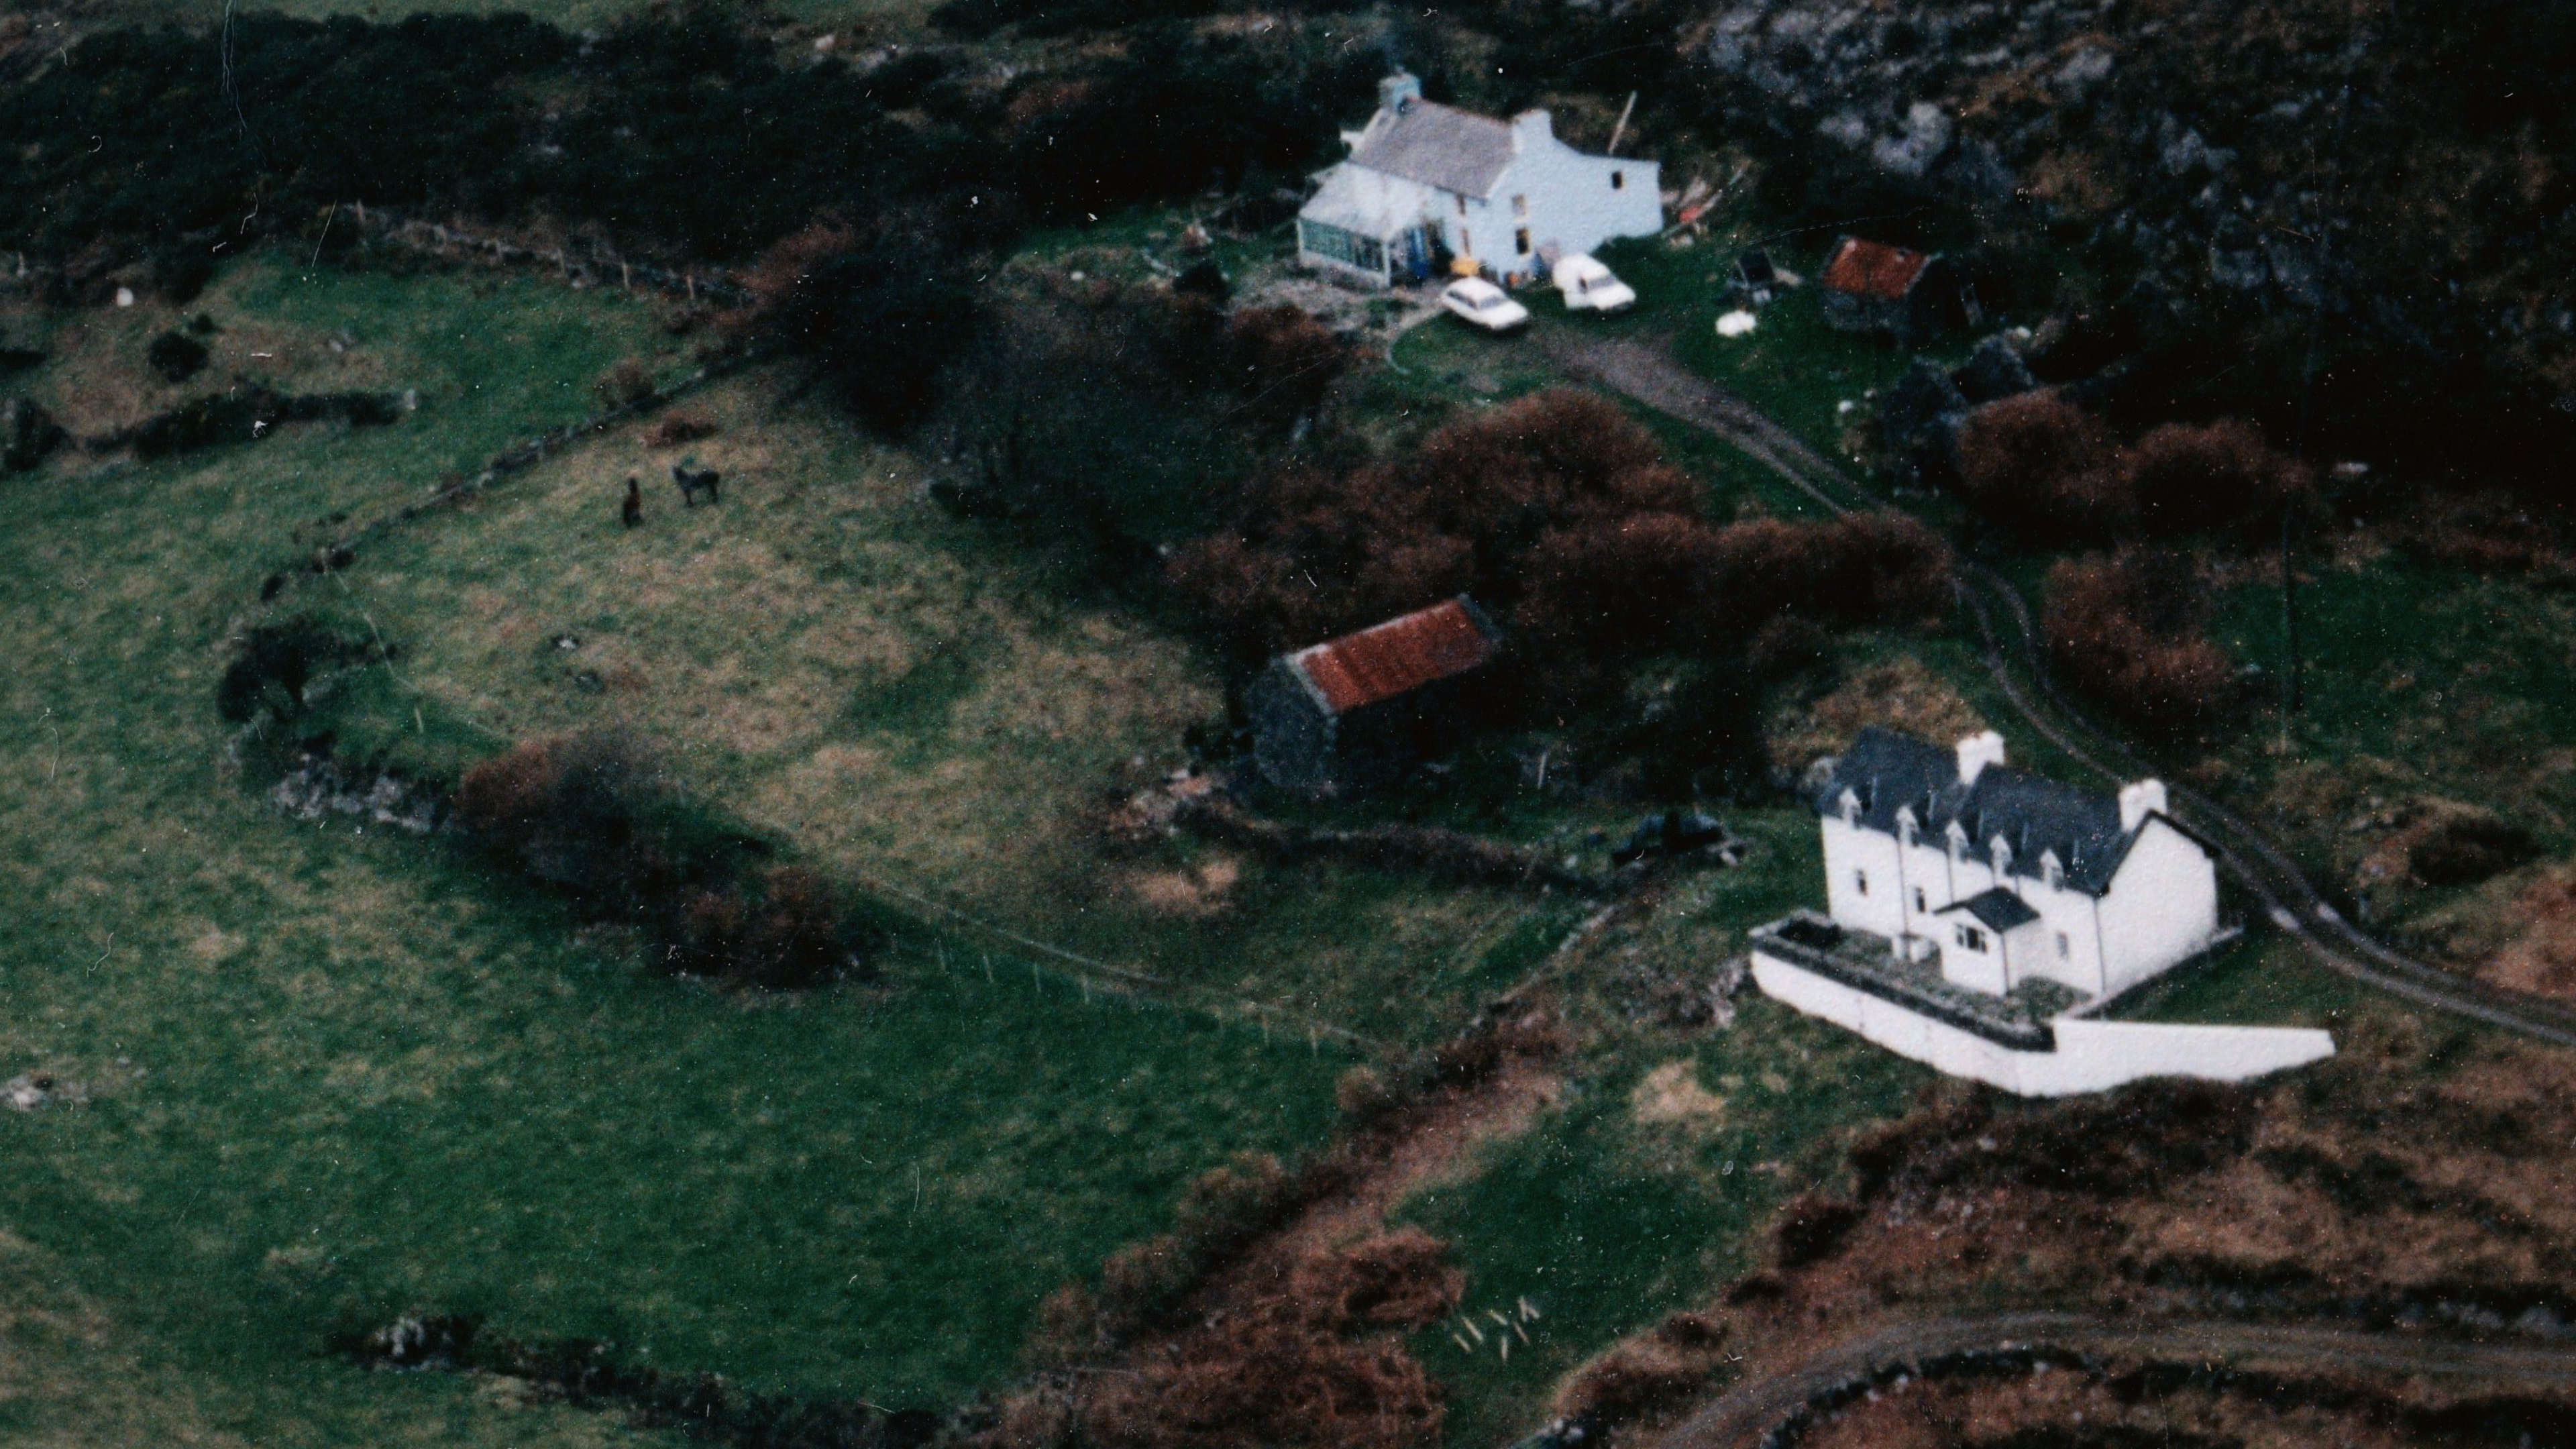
[1246,596,1503,795]
[1819,235,1955,339]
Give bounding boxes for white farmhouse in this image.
[1296,72,1662,288]
[1749,728,2333,1096]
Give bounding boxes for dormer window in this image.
[2040,851,2063,888]
[1990,837,2013,874]
[1837,789,1861,826]
[1895,807,1918,845]
[1945,821,1968,859]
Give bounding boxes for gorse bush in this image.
[215,614,373,724]
[2041,549,2238,740]
[1952,394,2316,545]
[453,731,878,987]
[1173,389,1953,686]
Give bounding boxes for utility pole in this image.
[2275,500,2306,749]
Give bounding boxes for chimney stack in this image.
[1955,731,2006,785]
[1380,70,1422,114]
[2118,780,2168,833]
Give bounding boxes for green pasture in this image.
[0,252,1356,1442]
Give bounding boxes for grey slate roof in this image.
[1941,887,2041,931]
[1812,727,2145,897]
[1348,100,1516,199]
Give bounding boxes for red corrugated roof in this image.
[1291,598,1499,714]
[1822,236,1933,301]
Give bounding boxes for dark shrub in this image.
[724,215,988,434]
[452,731,682,908]
[2125,417,2315,535]
[1953,391,2129,542]
[216,615,366,723]
[644,409,718,447]
[592,357,657,411]
[2042,549,2237,739]
[2410,812,2536,887]
[147,330,209,384]
[674,864,871,987]
[1773,1192,1863,1268]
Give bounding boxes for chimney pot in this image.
[2119,780,2168,833]
[1955,730,2006,785]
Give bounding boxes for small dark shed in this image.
[1247,596,1503,795]
[1733,248,1778,304]
[1819,235,1954,339]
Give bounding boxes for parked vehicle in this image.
[1440,277,1531,332]
[1552,254,1636,313]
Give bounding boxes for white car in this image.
[1440,277,1530,332]
[1552,254,1636,313]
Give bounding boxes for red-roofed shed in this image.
[1247,597,1504,794]
[1819,235,1955,338]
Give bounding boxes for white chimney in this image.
[1379,70,1422,115]
[2119,779,2168,833]
[1955,731,2005,785]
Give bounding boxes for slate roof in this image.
[1941,887,2041,931]
[1348,99,1517,199]
[1823,236,1935,301]
[1286,596,1501,716]
[1812,727,2151,897]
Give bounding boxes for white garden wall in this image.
[1751,953,2334,1097]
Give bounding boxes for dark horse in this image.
[672,459,721,506]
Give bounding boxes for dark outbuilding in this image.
[1246,596,1503,795]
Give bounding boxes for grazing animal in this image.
[671,458,721,507]
[621,476,643,529]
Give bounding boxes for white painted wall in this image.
[1475,113,1662,281]
[2094,818,2222,996]
[1752,952,2334,1097]
[1821,812,2218,1002]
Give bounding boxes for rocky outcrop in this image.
[1685,0,2576,455]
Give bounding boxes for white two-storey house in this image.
[1814,728,2220,999]
[1296,72,1663,288]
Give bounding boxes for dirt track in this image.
[1653,1309,2576,1449]
[1539,329,2576,1052]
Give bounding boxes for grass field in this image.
[0,252,1362,1440]
[1399,809,1931,1445]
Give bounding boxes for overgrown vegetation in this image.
[1169,389,1951,791]
[453,731,882,988]
[0,9,1376,284]
[2041,549,2237,740]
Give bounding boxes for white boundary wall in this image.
[1751,952,2334,1097]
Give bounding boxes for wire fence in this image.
[860,870,1385,1055]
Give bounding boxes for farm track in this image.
[1542,332,2576,1051]
[1653,1309,2576,1449]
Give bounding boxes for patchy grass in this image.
[0,252,1355,1442]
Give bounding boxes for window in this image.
[1297,219,1385,275]
[1611,170,1626,189]
[2055,931,2071,960]
[1854,869,1869,896]
[1955,924,1988,953]
[1913,887,1928,913]
[1512,193,1528,218]
[1515,227,1532,255]
[1459,228,1471,256]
